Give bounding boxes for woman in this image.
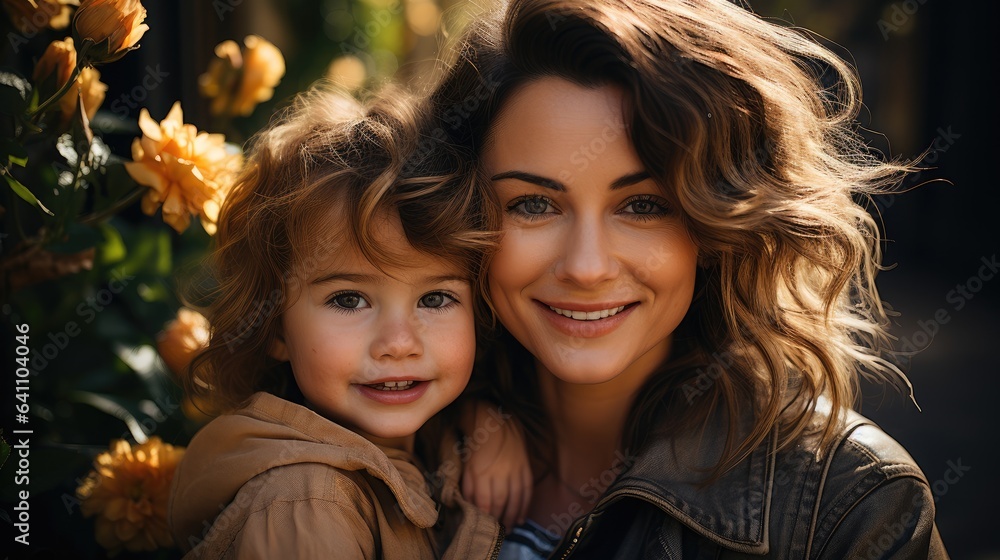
[427,0,949,558]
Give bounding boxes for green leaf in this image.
[1,139,28,167]
[68,391,151,442]
[4,171,54,216]
[98,222,126,265]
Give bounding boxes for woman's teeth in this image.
[368,380,417,391]
[548,305,626,321]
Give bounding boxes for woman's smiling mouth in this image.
[546,304,627,321]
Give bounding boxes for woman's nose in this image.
[553,215,620,287]
[369,314,424,360]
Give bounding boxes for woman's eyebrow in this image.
[490,170,565,191]
[490,170,651,191]
[609,171,651,190]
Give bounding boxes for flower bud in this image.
[72,0,148,65]
[32,38,108,124]
[33,36,77,91]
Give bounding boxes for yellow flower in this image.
[157,307,209,377]
[32,36,76,92]
[199,35,285,117]
[66,65,107,121]
[76,437,184,555]
[124,102,242,234]
[2,0,78,34]
[72,0,147,65]
[32,37,105,124]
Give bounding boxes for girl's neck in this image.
[305,398,416,454]
[365,433,416,455]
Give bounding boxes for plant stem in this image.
[28,65,82,118]
[79,186,146,226]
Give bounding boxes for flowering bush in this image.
[0,0,284,555]
[0,0,436,556]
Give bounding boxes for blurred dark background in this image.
[744,2,999,558]
[0,0,996,558]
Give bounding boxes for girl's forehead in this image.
[295,210,470,283]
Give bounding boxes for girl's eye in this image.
[327,292,369,311]
[507,195,555,218]
[418,292,458,309]
[620,195,670,219]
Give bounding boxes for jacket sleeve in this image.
[225,498,377,559]
[814,476,949,560]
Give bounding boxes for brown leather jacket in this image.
[548,400,949,559]
[168,392,502,559]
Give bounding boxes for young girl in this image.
[167,87,522,558]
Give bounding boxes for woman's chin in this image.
[536,355,631,386]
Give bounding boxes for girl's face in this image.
[272,213,476,449]
[483,77,699,385]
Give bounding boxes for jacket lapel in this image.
[605,410,776,555]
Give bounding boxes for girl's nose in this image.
[369,313,424,360]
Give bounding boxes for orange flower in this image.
[32,37,105,124]
[72,0,147,65]
[157,307,209,376]
[32,36,76,92]
[124,102,242,233]
[2,0,78,34]
[76,437,184,555]
[66,65,107,121]
[199,35,285,117]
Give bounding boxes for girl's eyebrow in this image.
[310,273,470,286]
[490,170,650,191]
[311,273,382,285]
[424,274,472,285]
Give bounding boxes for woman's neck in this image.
[536,336,671,486]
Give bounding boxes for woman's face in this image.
[483,77,699,385]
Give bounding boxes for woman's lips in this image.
[535,300,638,338]
[547,304,626,320]
[355,380,429,405]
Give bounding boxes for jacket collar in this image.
[604,407,776,555]
[169,392,440,548]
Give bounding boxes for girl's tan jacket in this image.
[168,392,502,559]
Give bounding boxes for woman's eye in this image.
[620,195,670,218]
[328,292,369,310]
[418,292,457,309]
[507,195,555,217]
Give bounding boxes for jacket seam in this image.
[809,475,931,560]
[807,435,926,560]
[223,493,374,556]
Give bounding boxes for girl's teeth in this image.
[370,380,416,391]
[547,305,627,321]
